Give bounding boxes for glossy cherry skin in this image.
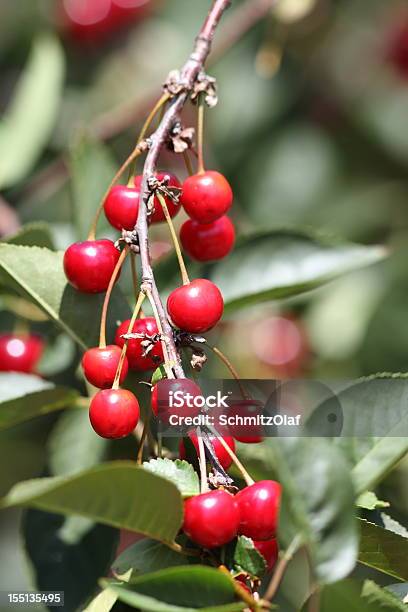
[167,279,224,333]
[64,239,120,293]
[89,388,139,439]
[0,334,44,373]
[228,400,265,444]
[115,317,163,371]
[179,433,235,470]
[254,539,279,572]
[183,490,240,548]
[82,345,128,389]
[151,379,202,424]
[181,171,233,224]
[236,480,281,541]
[133,172,181,223]
[180,216,235,262]
[104,184,140,231]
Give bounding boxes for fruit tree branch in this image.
[136,0,231,378]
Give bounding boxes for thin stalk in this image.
[207,424,254,486]
[136,419,150,464]
[167,540,201,557]
[130,252,144,316]
[156,192,189,285]
[197,95,205,174]
[99,247,128,348]
[197,428,209,493]
[145,288,174,379]
[157,432,163,458]
[218,566,260,610]
[87,147,142,241]
[112,291,146,389]
[264,536,302,602]
[205,344,247,399]
[182,150,194,176]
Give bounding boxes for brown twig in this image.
[135,0,231,378]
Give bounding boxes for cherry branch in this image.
[135,0,231,378]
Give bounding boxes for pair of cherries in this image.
[183,479,281,554]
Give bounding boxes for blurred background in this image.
[1,0,408,609]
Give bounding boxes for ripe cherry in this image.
[228,399,264,444]
[64,239,120,293]
[115,317,163,371]
[133,172,181,224]
[183,489,240,548]
[151,379,202,424]
[82,345,128,389]
[167,279,224,333]
[0,334,44,373]
[181,171,233,224]
[89,388,139,439]
[254,539,279,572]
[179,433,235,470]
[180,216,235,262]
[104,184,140,231]
[236,480,281,541]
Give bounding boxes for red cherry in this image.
[0,334,44,373]
[183,489,240,548]
[64,239,120,294]
[179,433,235,470]
[167,279,224,333]
[181,171,233,224]
[151,379,202,424]
[104,184,140,231]
[89,388,139,438]
[115,317,163,371]
[133,172,181,224]
[254,539,279,572]
[180,216,235,262]
[236,481,281,541]
[387,19,408,78]
[82,345,128,389]
[228,400,264,444]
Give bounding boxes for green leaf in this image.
[209,229,386,311]
[112,538,187,578]
[84,588,118,612]
[48,408,108,476]
[356,491,390,511]
[362,580,407,612]
[4,222,55,250]
[102,566,246,611]
[326,374,408,494]
[69,137,117,240]
[0,35,65,189]
[358,519,408,581]
[151,365,167,385]
[265,437,358,584]
[0,373,78,431]
[0,462,183,542]
[23,508,118,612]
[0,244,130,349]
[314,579,404,612]
[233,536,267,578]
[143,458,200,498]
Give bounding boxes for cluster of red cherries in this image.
[63,168,234,439]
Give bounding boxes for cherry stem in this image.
[127,93,170,181]
[264,535,302,602]
[156,192,190,286]
[207,424,254,486]
[136,418,150,465]
[112,290,146,389]
[167,540,201,557]
[205,344,248,399]
[196,428,209,493]
[87,147,142,241]
[145,287,175,379]
[98,247,128,349]
[197,95,205,174]
[218,566,260,610]
[182,150,194,176]
[130,253,145,317]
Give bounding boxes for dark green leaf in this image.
[233,536,267,578]
[209,230,386,311]
[143,458,199,498]
[0,373,78,431]
[265,437,358,584]
[112,538,187,578]
[23,508,118,612]
[0,462,183,542]
[0,35,65,189]
[358,519,408,581]
[5,222,55,250]
[0,244,130,348]
[101,566,245,611]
